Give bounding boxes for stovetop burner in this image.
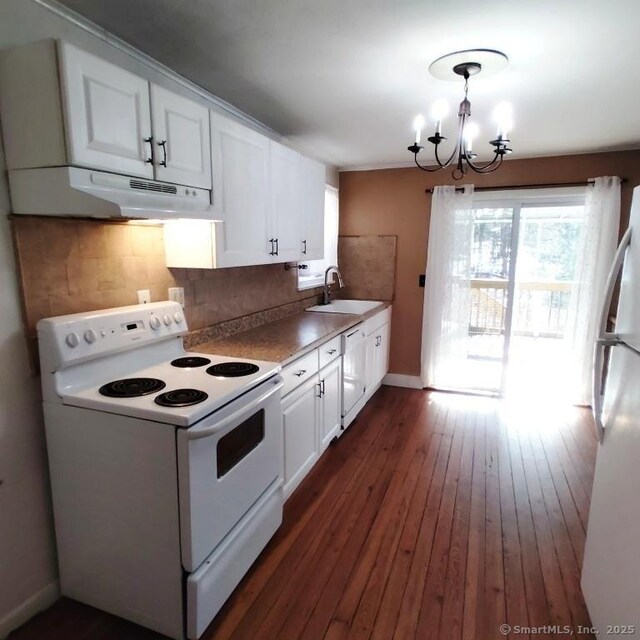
[206,362,260,378]
[170,356,212,368]
[99,378,166,398]
[154,388,209,407]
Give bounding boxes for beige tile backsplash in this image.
[338,235,396,302]
[12,216,321,340]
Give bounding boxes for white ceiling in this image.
[56,0,640,169]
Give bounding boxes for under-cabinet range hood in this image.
[8,166,217,220]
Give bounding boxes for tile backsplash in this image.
[12,216,322,340]
[338,235,396,302]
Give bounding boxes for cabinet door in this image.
[282,377,319,500]
[319,357,342,452]
[299,156,325,260]
[150,85,211,189]
[374,323,391,387]
[58,42,153,179]
[210,111,271,267]
[365,332,378,397]
[269,141,302,263]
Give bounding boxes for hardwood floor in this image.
[10,387,598,640]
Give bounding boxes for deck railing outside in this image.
[469,278,573,339]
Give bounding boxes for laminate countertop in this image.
[196,304,390,366]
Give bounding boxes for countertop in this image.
[195,303,390,366]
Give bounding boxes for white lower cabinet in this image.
[319,357,342,452]
[364,309,392,401]
[282,343,343,500]
[282,375,319,500]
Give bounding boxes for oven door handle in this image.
[185,378,283,441]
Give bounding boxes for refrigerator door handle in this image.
[591,226,632,442]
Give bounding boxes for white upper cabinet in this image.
[150,84,211,189]
[210,111,271,267]
[299,156,326,261]
[269,141,303,263]
[0,40,211,189]
[269,141,326,264]
[59,42,154,179]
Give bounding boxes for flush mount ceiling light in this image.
[408,49,513,180]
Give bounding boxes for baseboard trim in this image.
[0,581,60,639]
[382,373,423,389]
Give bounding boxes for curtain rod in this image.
[424,178,628,194]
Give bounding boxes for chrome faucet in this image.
[322,265,345,305]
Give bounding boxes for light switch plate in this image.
[168,287,185,308]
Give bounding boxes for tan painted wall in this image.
[339,150,640,377]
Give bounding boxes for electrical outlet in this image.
[137,289,151,304]
[168,287,185,308]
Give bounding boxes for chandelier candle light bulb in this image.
[407,49,513,179]
[413,114,425,144]
[431,99,448,135]
[463,122,479,153]
[493,101,513,138]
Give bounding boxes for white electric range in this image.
[38,301,284,639]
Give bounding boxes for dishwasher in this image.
[341,323,367,430]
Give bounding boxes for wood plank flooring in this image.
[10,387,598,640]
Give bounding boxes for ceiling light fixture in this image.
[408,49,513,180]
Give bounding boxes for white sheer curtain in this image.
[564,176,621,405]
[421,185,475,389]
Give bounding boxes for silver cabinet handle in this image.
[327,348,337,355]
[274,238,279,256]
[144,136,154,164]
[157,139,167,166]
[294,369,307,377]
[592,225,632,442]
[317,382,323,398]
[321,379,326,396]
[268,238,275,256]
[302,239,307,255]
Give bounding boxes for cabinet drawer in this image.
[318,335,342,369]
[364,306,392,337]
[282,349,319,397]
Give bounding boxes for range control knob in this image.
[149,316,161,330]
[163,314,172,326]
[65,332,79,348]
[174,312,184,324]
[84,329,97,344]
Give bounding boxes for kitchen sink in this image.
[306,299,384,315]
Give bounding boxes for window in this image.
[298,185,339,290]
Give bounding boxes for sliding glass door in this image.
[453,188,587,395]
[466,206,516,392]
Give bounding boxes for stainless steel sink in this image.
[306,299,384,315]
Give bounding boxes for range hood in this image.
[8,166,217,220]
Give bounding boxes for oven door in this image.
[177,375,283,572]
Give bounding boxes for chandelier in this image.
[408,49,513,180]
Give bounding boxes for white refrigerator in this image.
[582,185,640,636]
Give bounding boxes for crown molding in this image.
[32,0,279,139]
